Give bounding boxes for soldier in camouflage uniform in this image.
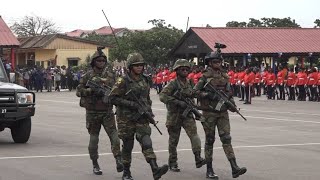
[159,59,206,172]
[76,48,123,175]
[109,53,168,180]
[194,51,247,179]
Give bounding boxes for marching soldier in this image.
[243,68,253,104]
[254,68,262,96]
[276,66,286,100]
[76,48,123,175]
[109,53,168,180]
[295,68,307,101]
[194,50,247,179]
[266,68,276,99]
[159,59,206,172]
[286,68,297,100]
[261,68,269,95]
[237,67,246,101]
[307,67,318,101]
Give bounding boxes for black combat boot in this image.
[92,159,102,175]
[149,159,169,180]
[122,164,133,180]
[206,161,219,179]
[115,155,124,172]
[195,152,206,168]
[229,158,247,178]
[169,163,180,172]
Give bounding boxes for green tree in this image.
[261,17,300,27]
[226,17,300,28]
[10,15,60,37]
[226,21,247,27]
[247,18,265,27]
[314,19,320,28]
[109,19,184,66]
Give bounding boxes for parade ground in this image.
[0,90,319,180]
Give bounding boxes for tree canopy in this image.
[314,19,320,28]
[226,17,301,28]
[10,15,60,37]
[86,19,184,66]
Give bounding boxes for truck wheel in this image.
[11,117,31,143]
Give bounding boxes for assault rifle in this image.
[203,82,247,121]
[125,89,162,135]
[86,80,112,103]
[173,90,204,122]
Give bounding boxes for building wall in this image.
[16,37,109,68]
[55,49,108,67]
[46,38,99,49]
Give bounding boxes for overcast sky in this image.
[1,0,319,33]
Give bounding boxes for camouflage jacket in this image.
[159,78,195,126]
[194,67,232,112]
[109,73,152,123]
[76,68,115,111]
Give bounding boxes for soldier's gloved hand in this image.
[172,100,187,109]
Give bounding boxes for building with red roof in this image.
[170,27,320,67]
[65,26,130,38]
[0,15,20,69]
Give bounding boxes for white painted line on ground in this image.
[233,115,320,124]
[241,109,320,117]
[154,108,320,124]
[1,142,320,160]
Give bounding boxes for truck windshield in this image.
[0,60,9,82]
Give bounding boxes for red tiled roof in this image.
[191,27,320,54]
[18,34,105,49]
[65,29,92,37]
[94,26,115,35]
[0,16,19,47]
[65,26,130,37]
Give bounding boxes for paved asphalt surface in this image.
[0,89,320,180]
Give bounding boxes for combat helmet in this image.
[204,51,222,65]
[126,53,145,69]
[173,59,191,71]
[90,46,107,67]
[205,43,226,65]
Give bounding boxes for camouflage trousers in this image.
[86,110,121,160]
[117,117,157,165]
[167,117,202,166]
[201,111,235,161]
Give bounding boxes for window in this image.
[67,57,80,67]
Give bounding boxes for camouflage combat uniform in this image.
[194,50,246,179]
[194,66,235,161]
[159,59,205,171]
[109,52,168,180]
[110,73,156,163]
[76,49,122,175]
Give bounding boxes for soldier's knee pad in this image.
[141,135,153,150]
[206,136,215,145]
[220,133,232,144]
[122,138,134,152]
